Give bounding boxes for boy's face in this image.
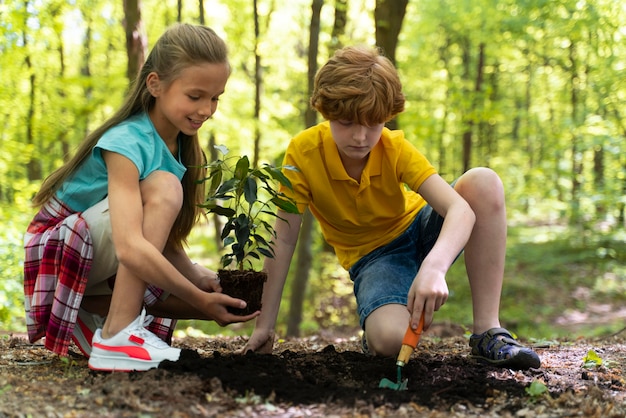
[329,120,385,163]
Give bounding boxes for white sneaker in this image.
[72,307,105,358]
[88,308,180,372]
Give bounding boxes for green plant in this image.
[200,145,300,270]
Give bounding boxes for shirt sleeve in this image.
[95,124,153,177]
[395,138,437,192]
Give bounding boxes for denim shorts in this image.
[349,203,451,329]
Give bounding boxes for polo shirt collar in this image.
[323,130,383,182]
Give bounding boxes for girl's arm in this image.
[409,174,476,330]
[163,243,221,293]
[105,151,255,324]
[244,210,302,353]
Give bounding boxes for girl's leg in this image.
[453,167,505,335]
[101,171,183,339]
[82,293,210,320]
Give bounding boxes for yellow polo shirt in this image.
[281,121,437,270]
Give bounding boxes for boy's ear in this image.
[146,72,161,97]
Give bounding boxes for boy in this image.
[245,45,540,370]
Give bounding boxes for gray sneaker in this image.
[71,308,105,358]
[469,327,541,370]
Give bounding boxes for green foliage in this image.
[431,225,626,340]
[525,380,549,398]
[200,145,300,270]
[582,349,603,369]
[0,204,30,332]
[1,0,625,339]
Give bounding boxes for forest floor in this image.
[1,326,625,418]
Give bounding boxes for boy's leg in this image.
[363,304,410,357]
[453,167,505,335]
[455,167,540,369]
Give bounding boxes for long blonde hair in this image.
[33,23,229,246]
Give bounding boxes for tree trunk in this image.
[252,0,262,168]
[329,0,347,51]
[199,0,205,24]
[461,42,485,172]
[123,0,146,82]
[568,41,583,227]
[374,0,408,131]
[286,0,323,338]
[23,0,40,183]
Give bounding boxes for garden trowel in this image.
[378,311,425,391]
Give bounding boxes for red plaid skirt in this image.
[24,197,175,356]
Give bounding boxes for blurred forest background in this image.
[1,0,624,343]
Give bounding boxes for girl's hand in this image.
[202,292,260,327]
[242,328,275,354]
[197,272,222,293]
[191,263,221,292]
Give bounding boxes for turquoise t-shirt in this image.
[55,112,186,212]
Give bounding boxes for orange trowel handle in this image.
[396,311,425,367]
[402,311,425,347]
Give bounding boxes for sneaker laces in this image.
[127,309,170,349]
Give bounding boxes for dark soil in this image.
[218,269,267,315]
[1,329,625,417]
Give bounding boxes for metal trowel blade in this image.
[378,377,408,391]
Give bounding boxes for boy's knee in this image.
[456,167,504,207]
[365,327,403,357]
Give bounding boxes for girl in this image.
[23,23,259,372]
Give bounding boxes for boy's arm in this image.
[410,174,476,330]
[244,210,303,353]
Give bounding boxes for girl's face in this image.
[148,62,230,144]
[329,120,385,163]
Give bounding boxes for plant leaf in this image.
[582,349,603,368]
[216,178,238,195]
[234,156,250,180]
[271,196,300,214]
[257,247,274,258]
[214,144,229,156]
[262,165,295,189]
[207,205,236,217]
[208,168,223,195]
[525,380,548,397]
[244,177,258,204]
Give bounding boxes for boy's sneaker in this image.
[71,308,105,358]
[469,327,541,370]
[88,308,180,372]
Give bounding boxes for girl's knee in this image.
[140,171,184,213]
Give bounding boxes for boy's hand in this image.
[407,265,449,331]
[242,329,275,354]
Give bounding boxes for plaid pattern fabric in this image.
[24,197,176,357]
